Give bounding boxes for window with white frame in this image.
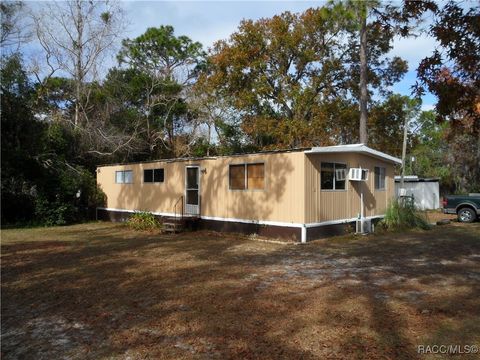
[321,162,347,190]
[229,163,265,190]
[144,168,164,183]
[115,170,133,184]
[374,166,386,190]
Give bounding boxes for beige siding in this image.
[304,153,395,223]
[97,150,396,225]
[96,151,306,224]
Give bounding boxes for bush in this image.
[126,211,162,231]
[30,166,106,227]
[34,196,78,226]
[380,198,431,231]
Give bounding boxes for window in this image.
[374,166,386,190]
[321,162,346,190]
[229,163,265,190]
[115,170,133,184]
[144,168,164,183]
[247,163,265,190]
[229,164,245,190]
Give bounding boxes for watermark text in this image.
[417,344,478,355]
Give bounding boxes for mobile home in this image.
[96,144,400,242]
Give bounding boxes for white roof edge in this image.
[305,143,402,165]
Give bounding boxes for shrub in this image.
[126,211,162,231]
[34,196,78,226]
[30,167,106,227]
[380,198,430,231]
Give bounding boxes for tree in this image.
[201,5,408,149]
[369,94,421,157]
[191,67,248,156]
[411,1,480,192]
[415,1,479,135]
[1,54,44,223]
[408,111,454,192]
[0,1,31,50]
[117,26,206,157]
[358,1,369,144]
[30,0,125,127]
[1,54,104,225]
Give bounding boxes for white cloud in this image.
[120,1,323,48]
[389,34,437,70]
[421,104,435,112]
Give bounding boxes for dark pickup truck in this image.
[443,194,480,223]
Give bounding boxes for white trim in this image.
[304,215,384,228]
[97,207,384,229]
[305,143,401,165]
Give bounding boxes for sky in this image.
[19,0,437,110]
[120,0,438,110]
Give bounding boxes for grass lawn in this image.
[2,222,480,359]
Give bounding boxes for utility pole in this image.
[400,115,408,191]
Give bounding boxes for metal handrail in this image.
[173,195,184,220]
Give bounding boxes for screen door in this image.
[185,166,200,215]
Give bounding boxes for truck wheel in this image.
[457,207,476,223]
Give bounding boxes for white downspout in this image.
[360,190,364,234]
[301,225,307,243]
[360,170,364,234]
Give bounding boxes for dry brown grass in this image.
[424,210,457,224]
[1,222,480,359]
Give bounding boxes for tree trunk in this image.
[359,4,368,145]
[206,123,211,157]
[74,0,83,127]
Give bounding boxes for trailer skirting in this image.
[96,208,383,242]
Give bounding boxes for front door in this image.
[185,166,200,216]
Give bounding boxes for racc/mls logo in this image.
[417,345,478,354]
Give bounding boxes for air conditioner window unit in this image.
[335,168,347,181]
[349,168,369,181]
[356,218,372,234]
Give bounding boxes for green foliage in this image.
[34,196,78,226]
[116,26,206,158]
[35,76,75,112]
[1,53,44,225]
[202,3,408,148]
[369,94,421,157]
[410,1,480,193]
[408,111,454,190]
[380,198,430,231]
[118,26,205,74]
[126,212,162,231]
[28,167,106,226]
[4,2,479,227]
[1,53,106,226]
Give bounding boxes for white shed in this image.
[395,176,440,210]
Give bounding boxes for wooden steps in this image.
[162,217,200,234]
[162,217,185,233]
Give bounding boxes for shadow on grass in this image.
[1,222,479,359]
